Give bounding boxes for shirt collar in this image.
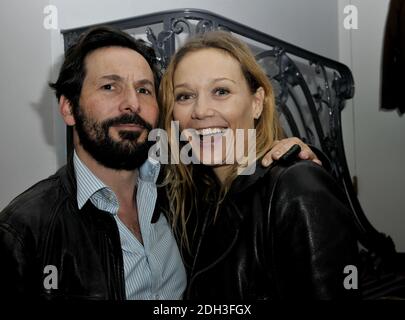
[139,156,160,183]
[74,151,110,210]
[73,151,160,209]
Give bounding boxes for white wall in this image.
[339,0,405,251]
[0,0,58,209]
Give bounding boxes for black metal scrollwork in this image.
[171,18,192,34]
[146,18,193,68]
[146,27,174,68]
[195,19,214,34]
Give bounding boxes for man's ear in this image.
[60,95,76,126]
[252,87,265,119]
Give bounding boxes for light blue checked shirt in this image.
[73,151,186,300]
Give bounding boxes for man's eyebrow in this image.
[98,75,154,87]
[99,74,123,82]
[135,79,154,87]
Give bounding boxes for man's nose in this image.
[119,86,140,113]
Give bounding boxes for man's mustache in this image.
[103,113,153,131]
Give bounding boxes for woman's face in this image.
[172,48,264,165]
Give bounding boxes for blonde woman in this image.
[159,31,359,299]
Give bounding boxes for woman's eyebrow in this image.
[211,77,236,84]
[174,83,192,90]
[174,78,236,89]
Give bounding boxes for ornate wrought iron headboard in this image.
[61,9,395,256]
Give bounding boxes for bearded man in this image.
[0,26,187,300]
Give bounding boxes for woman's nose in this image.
[191,95,215,119]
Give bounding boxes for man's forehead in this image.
[84,46,154,79]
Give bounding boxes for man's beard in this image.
[74,106,154,171]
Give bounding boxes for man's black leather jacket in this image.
[0,155,137,300]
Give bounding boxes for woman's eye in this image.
[214,88,230,96]
[175,93,194,101]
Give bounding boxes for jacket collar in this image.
[151,165,167,224]
[57,151,80,211]
[229,158,274,195]
[186,161,271,280]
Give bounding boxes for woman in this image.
[159,31,359,299]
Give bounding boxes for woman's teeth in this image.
[196,128,227,136]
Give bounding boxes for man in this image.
[0,26,318,300]
[0,26,186,300]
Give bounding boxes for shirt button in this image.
[155,294,160,300]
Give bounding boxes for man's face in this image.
[74,46,159,170]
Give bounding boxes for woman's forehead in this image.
[174,48,244,82]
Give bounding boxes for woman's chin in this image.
[197,157,225,166]
[197,148,227,166]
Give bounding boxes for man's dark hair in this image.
[49,25,161,110]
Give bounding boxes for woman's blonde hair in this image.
[159,31,282,252]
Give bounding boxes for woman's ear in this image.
[252,87,265,119]
[60,95,76,126]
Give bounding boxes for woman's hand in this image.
[261,137,322,167]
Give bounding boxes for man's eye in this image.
[137,87,152,95]
[214,88,230,96]
[101,84,114,91]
